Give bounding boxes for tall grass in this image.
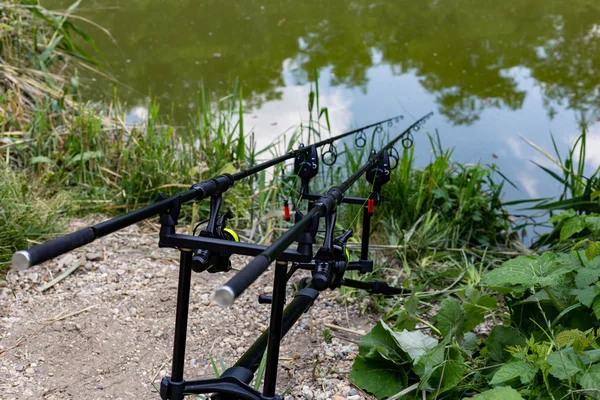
[0,1,266,269]
[0,165,72,269]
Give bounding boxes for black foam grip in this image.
[224,254,271,299]
[22,228,96,268]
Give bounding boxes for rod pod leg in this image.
[263,260,288,396]
[161,250,193,400]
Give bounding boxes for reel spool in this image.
[192,213,240,273]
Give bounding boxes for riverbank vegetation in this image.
[2,2,599,399]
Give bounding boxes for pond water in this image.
[43,0,600,209]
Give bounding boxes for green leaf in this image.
[585,242,600,261]
[387,328,438,364]
[66,151,102,166]
[349,356,407,399]
[414,341,445,379]
[462,332,479,357]
[572,286,596,307]
[29,156,56,165]
[489,360,538,385]
[486,326,526,362]
[549,209,577,223]
[40,34,64,63]
[478,295,498,309]
[482,252,574,289]
[575,268,600,289]
[556,329,591,352]
[319,107,331,132]
[435,298,466,338]
[547,350,585,380]
[561,216,586,240]
[218,163,238,175]
[578,363,600,389]
[593,296,600,319]
[585,216,600,233]
[463,302,486,332]
[404,294,419,314]
[469,386,525,400]
[515,289,551,305]
[414,342,464,394]
[358,321,405,363]
[581,349,600,364]
[393,311,417,331]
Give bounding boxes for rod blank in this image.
[214,112,433,306]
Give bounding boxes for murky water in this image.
[43,0,600,206]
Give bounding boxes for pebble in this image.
[115,269,126,276]
[25,367,35,376]
[15,364,24,372]
[58,254,74,268]
[301,386,313,400]
[98,265,108,274]
[347,396,360,400]
[86,252,103,261]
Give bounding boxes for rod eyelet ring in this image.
[321,143,338,166]
[389,147,400,170]
[402,133,414,150]
[355,130,367,148]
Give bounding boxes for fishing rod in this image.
[214,112,433,307]
[154,112,432,400]
[11,114,403,271]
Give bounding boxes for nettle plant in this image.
[349,249,600,399]
[481,249,600,398]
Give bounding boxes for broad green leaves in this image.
[350,321,436,398]
[435,298,466,338]
[469,387,524,399]
[578,364,600,389]
[489,360,538,385]
[547,350,586,380]
[482,252,574,290]
[349,357,407,399]
[351,320,468,399]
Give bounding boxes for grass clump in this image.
[0,165,72,269]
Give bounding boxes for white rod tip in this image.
[213,286,235,307]
[12,251,31,271]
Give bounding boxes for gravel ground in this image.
[0,221,378,400]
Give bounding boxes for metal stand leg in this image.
[171,250,193,382]
[263,260,288,396]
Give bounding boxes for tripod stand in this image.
[158,150,406,400]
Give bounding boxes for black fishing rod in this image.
[11,114,404,271]
[213,112,433,307]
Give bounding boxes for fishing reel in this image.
[191,197,240,273]
[311,229,353,291]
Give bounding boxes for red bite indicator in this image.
[367,198,375,215]
[283,200,291,221]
